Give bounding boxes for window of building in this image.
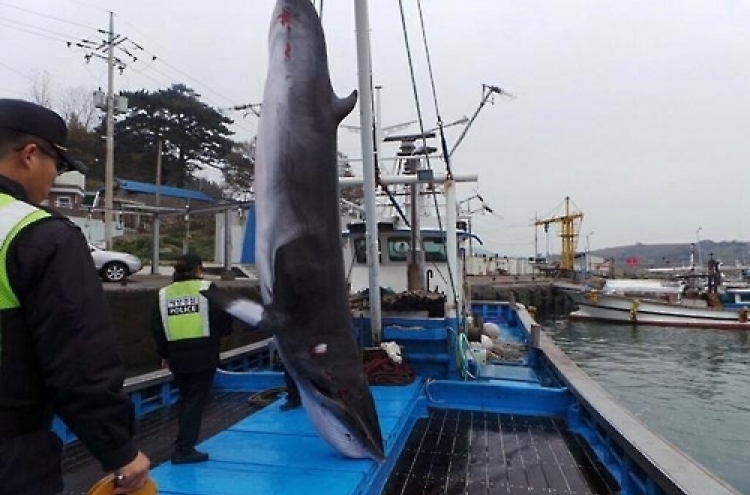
[55,196,73,208]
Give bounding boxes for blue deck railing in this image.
[52,338,275,445]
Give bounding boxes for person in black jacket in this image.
[0,98,150,495]
[151,253,233,464]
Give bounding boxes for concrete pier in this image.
[103,274,264,371]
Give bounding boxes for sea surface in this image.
[544,319,750,494]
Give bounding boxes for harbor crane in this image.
[534,196,584,272]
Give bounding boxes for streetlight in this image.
[586,231,595,275]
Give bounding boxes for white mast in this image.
[353,0,382,343]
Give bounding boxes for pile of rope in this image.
[363,349,416,386]
[246,386,285,407]
[351,289,446,317]
[487,342,527,364]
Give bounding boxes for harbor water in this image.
[544,319,750,494]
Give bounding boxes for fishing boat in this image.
[59,2,742,494]
[563,278,750,329]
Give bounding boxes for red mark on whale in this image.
[278,7,293,28]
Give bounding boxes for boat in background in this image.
[563,277,750,329]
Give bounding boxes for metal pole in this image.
[183,204,190,255]
[104,11,115,250]
[445,179,460,317]
[223,208,232,272]
[151,139,162,274]
[354,0,382,343]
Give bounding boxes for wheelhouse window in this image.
[385,236,448,263]
[423,237,447,262]
[387,237,410,262]
[353,238,381,264]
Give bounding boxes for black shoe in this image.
[280,399,301,411]
[171,449,209,464]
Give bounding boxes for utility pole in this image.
[88,12,131,249]
[151,139,162,274]
[104,11,115,250]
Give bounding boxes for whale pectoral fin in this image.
[200,285,265,327]
[333,89,358,124]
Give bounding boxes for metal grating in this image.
[383,409,619,495]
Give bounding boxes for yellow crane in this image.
[534,196,584,272]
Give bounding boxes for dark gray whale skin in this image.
[203,0,384,461]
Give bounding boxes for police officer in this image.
[0,98,150,494]
[151,253,232,464]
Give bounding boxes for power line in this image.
[0,1,100,31]
[0,58,33,82]
[115,15,244,107]
[0,18,74,44]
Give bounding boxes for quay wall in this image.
[105,280,264,372]
[107,275,574,371]
[469,275,575,319]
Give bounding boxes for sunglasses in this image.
[15,142,72,175]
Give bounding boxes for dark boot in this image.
[171,448,210,464]
[279,397,301,411]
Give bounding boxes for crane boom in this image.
[534,196,584,272]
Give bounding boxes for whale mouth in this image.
[295,373,386,461]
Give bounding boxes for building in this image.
[47,174,218,245]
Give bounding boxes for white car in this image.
[88,243,143,282]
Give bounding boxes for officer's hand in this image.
[161,359,170,370]
[113,451,150,494]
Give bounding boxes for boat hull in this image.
[566,290,750,329]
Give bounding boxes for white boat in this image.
[564,278,750,329]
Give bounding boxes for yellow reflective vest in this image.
[0,193,50,362]
[158,279,213,341]
[0,193,50,310]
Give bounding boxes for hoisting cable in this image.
[416,0,452,180]
[398,0,459,313]
[367,67,411,228]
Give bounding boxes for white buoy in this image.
[482,322,501,339]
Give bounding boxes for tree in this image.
[66,119,104,179]
[222,139,255,199]
[27,70,54,108]
[58,86,99,131]
[106,84,234,188]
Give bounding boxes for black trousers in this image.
[172,368,215,453]
[0,429,63,495]
[284,368,300,403]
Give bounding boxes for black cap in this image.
[174,253,203,274]
[0,99,87,174]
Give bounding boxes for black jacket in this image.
[0,176,137,494]
[150,279,233,373]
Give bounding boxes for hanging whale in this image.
[201,0,384,461]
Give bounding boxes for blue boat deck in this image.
[151,380,426,495]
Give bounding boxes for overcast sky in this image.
[2,0,748,257]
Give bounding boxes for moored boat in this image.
[563,279,750,329]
